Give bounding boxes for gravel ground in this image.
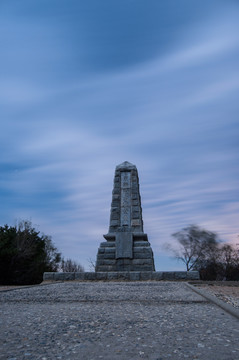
[0,282,239,360]
[197,285,239,308]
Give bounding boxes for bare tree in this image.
[167,225,239,279]
[88,257,96,271]
[170,225,219,271]
[218,244,239,280]
[60,258,84,272]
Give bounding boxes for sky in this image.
[1,0,239,271]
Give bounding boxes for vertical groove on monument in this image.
[95,161,155,272]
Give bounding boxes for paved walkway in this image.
[0,282,238,360]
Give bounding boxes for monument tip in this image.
[116,161,136,170]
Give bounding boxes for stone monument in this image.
[43,161,200,281]
[95,161,155,272]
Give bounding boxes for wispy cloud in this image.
[1,1,239,270]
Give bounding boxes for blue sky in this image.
[1,0,239,271]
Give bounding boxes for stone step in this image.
[133,241,150,247]
[100,242,116,247]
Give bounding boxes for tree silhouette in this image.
[0,220,61,285]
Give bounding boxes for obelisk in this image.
[95,161,155,272]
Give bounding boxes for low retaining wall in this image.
[43,271,200,281]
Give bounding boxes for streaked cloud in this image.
[0,0,239,270]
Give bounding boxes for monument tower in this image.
[43,161,199,280]
[96,161,155,272]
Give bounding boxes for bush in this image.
[0,220,61,285]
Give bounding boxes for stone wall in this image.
[43,271,200,281]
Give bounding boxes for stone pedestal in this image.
[95,161,155,272]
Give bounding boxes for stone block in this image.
[111,200,120,207]
[129,272,141,281]
[54,272,75,281]
[162,272,175,280]
[110,220,120,226]
[96,272,108,280]
[105,247,115,253]
[117,258,132,265]
[84,272,96,280]
[100,241,115,247]
[186,271,200,280]
[117,263,131,271]
[134,241,150,247]
[103,253,115,259]
[132,230,144,237]
[64,272,76,281]
[116,232,133,259]
[151,272,163,281]
[55,273,63,281]
[75,272,85,280]
[140,266,154,272]
[174,272,187,280]
[96,260,102,267]
[134,247,151,253]
[96,265,111,272]
[132,259,153,265]
[140,272,152,280]
[111,214,120,220]
[130,266,149,272]
[107,272,118,280]
[132,212,140,219]
[108,266,117,271]
[131,219,141,226]
[97,259,116,266]
[104,259,116,265]
[113,189,120,195]
[97,264,116,271]
[112,194,120,200]
[117,272,130,280]
[43,272,55,281]
[133,252,152,259]
[98,248,105,254]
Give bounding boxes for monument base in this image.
[95,239,155,272]
[43,271,200,282]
